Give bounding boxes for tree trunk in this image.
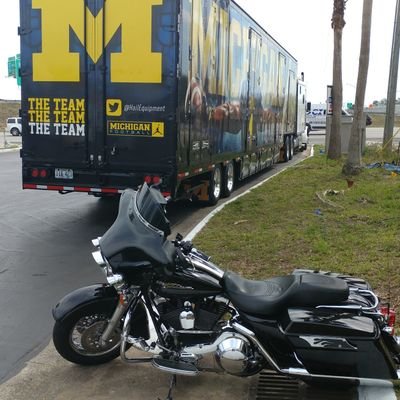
[383,0,400,154]
[328,0,346,160]
[343,0,373,176]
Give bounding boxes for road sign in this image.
[7,54,21,86]
[16,54,21,86]
[8,56,16,78]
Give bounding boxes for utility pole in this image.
[383,0,400,152]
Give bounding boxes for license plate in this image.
[55,168,74,179]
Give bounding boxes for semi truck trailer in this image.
[19,0,307,204]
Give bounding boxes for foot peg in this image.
[152,357,199,376]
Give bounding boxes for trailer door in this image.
[22,0,177,177]
[21,0,92,168]
[100,0,177,173]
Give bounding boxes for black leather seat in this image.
[222,271,349,316]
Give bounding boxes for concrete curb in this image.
[0,146,21,153]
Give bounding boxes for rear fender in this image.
[52,284,118,322]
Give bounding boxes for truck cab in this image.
[306,103,351,133]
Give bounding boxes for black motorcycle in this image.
[53,183,400,396]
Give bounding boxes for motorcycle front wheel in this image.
[53,300,122,365]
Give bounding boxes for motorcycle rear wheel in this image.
[53,301,122,365]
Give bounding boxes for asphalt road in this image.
[0,150,115,383]
[0,148,308,384]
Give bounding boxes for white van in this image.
[306,104,351,133]
[6,117,22,136]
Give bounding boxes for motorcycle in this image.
[53,183,400,398]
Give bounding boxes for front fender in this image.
[52,284,118,322]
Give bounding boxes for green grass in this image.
[193,147,400,309]
[369,113,400,128]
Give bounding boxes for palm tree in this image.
[343,0,373,175]
[328,0,347,160]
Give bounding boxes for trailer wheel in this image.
[283,136,290,162]
[289,135,294,160]
[208,165,222,205]
[222,162,235,198]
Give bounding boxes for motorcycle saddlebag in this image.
[282,308,397,380]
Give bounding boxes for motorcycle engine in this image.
[156,296,230,333]
[154,293,262,375]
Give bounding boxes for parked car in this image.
[6,117,22,136]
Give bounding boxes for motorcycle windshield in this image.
[136,183,171,236]
[99,186,174,267]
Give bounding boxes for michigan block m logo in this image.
[32,0,163,83]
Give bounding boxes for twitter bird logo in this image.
[106,99,122,116]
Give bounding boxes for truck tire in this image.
[289,136,294,160]
[10,128,20,136]
[283,136,290,162]
[208,165,222,205]
[283,135,293,162]
[222,161,235,198]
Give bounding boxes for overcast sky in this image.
[0,0,397,105]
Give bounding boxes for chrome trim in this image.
[92,237,101,247]
[120,309,153,364]
[92,250,106,266]
[316,288,379,312]
[183,331,248,356]
[383,326,395,335]
[189,254,224,280]
[299,336,358,351]
[232,322,282,372]
[106,274,124,286]
[100,299,129,345]
[92,250,126,288]
[151,358,199,376]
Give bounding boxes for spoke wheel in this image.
[71,314,120,356]
[53,300,122,365]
